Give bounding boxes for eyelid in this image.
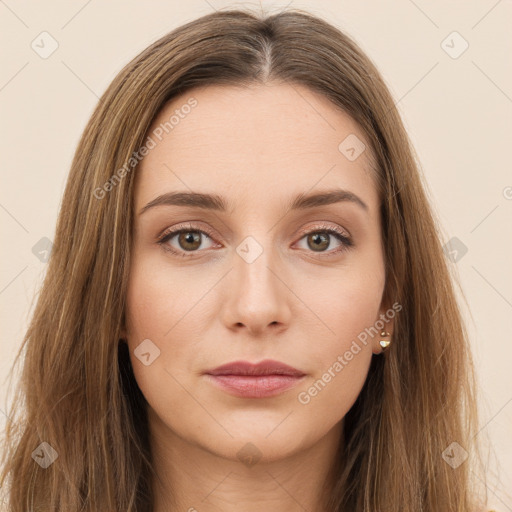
[294,222,351,240]
[156,221,218,242]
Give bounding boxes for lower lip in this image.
[205,374,305,398]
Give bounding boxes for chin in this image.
[198,423,316,464]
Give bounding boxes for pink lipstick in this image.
[203,359,306,398]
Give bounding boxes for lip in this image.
[203,359,306,398]
[205,359,305,377]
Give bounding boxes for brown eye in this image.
[306,232,330,252]
[295,225,353,256]
[158,225,218,256]
[177,231,202,251]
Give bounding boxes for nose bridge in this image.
[222,230,291,332]
[234,231,281,301]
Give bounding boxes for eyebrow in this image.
[139,188,369,215]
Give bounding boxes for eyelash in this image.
[156,222,353,258]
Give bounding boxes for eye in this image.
[156,222,353,258]
[294,223,353,255]
[157,223,218,257]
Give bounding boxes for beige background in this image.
[1,0,511,507]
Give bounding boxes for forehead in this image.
[135,83,379,213]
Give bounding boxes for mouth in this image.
[203,359,306,398]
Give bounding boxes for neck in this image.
[148,408,343,512]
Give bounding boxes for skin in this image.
[124,82,394,512]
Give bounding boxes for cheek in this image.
[124,259,197,432]
[125,252,204,342]
[292,295,376,426]
[295,261,385,356]
[124,254,215,405]
[294,347,372,440]
[291,269,383,415]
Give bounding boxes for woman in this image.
[0,7,491,511]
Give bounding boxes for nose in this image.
[219,240,292,336]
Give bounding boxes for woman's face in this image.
[125,83,392,463]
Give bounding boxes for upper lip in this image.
[205,359,305,377]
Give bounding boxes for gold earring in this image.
[379,331,391,352]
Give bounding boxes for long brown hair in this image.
[1,7,488,511]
